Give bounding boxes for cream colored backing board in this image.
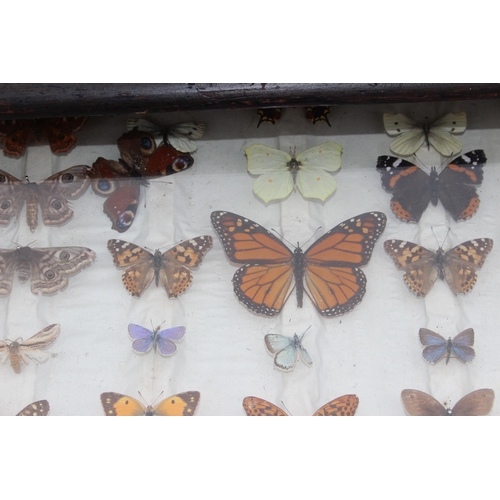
[0,100,499,416]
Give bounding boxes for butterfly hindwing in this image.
[16,400,50,416]
[212,211,385,317]
[242,397,288,416]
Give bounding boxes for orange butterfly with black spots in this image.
[242,395,359,416]
[211,211,386,317]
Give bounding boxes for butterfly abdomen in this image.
[446,338,453,364]
[429,167,439,206]
[287,157,301,186]
[435,248,447,280]
[25,190,38,231]
[7,341,22,373]
[14,247,32,283]
[153,250,163,286]
[293,248,305,308]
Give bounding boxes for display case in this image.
[0,83,499,416]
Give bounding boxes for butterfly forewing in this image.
[242,397,288,416]
[313,395,359,416]
[419,328,448,363]
[451,389,494,416]
[16,400,50,416]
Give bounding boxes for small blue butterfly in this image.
[264,327,313,371]
[419,328,475,364]
[128,324,185,356]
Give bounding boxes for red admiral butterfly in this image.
[377,150,486,222]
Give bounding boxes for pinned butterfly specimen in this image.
[126,118,205,153]
[242,394,359,416]
[264,327,312,371]
[306,106,331,126]
[0,165,91,231]
[384,238,493,297]
[0,324,60,373]
[128,323,185,356]
[0,117,87,157]
[245,141,343,203]
[419,328,475,364]
[16,400,50,416]
[100,391,200,416]
[377,150,486,223]
[383,112,466,156]
[401,389,494,416]
[107,237,213,298]
[211,211,386,317]
[89,157,145,233]
[0,245,96,295]
[117,128,194,176]
[257,108,282,127]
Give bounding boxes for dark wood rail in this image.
[1,83,499,119]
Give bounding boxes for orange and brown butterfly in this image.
[100,391,200,416]
[401,389,495,416]
[242,395,359,416]
[14,400,50,416]
[211,211,386,317]
[306,106,331,127]
[107,236,213,298]
[0,117,87,157]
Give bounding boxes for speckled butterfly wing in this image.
[313,395,359,416]
[0,119,33,157]
[0,246,96,295]
[449,328,475,363]
[100,391,200,416]
[0,170,25,225]
[16,400,50,416]
[43,117,88,154]
[212,211,386,317]
[108,237,213,298]
[242,397,288,416]
[402,389,494,416]
[384,238,493,296]
[243,395,359,416]
[0,323,60,373]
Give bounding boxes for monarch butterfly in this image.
[211,211,386,317]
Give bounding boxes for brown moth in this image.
[0,165,90,232]
[0,245,96,295]
[0,324,60,373]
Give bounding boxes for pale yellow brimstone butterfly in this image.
[245,141,342,203]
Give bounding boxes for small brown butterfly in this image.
[401,389,495,416]
[0,117,87,157]
[107,237,213,298]
[0,165,90,231]
[0,245,96,295]
[0,324,60,373]
[100,391,200,416]
[384,238,493,296]
[242,395,359,416]
[16,400,50,416]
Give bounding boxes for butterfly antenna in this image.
[431,227,451,248]
[150,391,165,407]
[281,401,292,416]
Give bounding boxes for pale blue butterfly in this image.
[128,323,185,356]
[264,327,313,371]
[419,328,475,364]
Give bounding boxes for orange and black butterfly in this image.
[242,395,359,416]
[211,211,386,317]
